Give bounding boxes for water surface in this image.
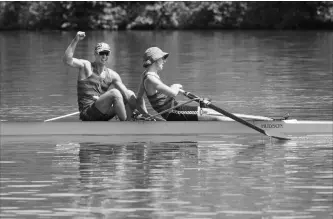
[0,30,332,121]
[1,136,332,218]
[0,31,332,218]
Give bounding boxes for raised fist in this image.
[76,31,86,41]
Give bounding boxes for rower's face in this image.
[156,57,166,70]
[95,51,110,64]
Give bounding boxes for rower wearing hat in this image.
[136,47,225,121]
[63,31,146,121]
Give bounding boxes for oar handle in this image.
[179,89,198,100]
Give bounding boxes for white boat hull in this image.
[1,120,332,137]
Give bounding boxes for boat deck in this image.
[1,120,332,137]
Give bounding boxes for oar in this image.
[179,89,290,141]
[44,112,79,122]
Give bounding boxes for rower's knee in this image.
[106,89,123,103]
[126,89,135,97]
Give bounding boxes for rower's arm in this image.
[112,73,129,102]
[147,76,181,98]
[136,80,149,115]
[63,31,86,68]
[112,73,148,114]
[111,72,138,110]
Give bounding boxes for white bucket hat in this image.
[143,47,169,68]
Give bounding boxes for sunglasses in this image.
[98,51,110,56]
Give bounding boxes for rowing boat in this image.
[1,119,332,137]
[1,90,331,140]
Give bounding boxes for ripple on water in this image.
[0,132,332,218]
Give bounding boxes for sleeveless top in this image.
[142,71,178,115]
[77,63,112,112]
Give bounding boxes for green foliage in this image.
[0,1,332,30]
[127,2,193,29]
[242,2,326,29]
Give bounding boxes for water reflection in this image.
[0,137,332,218]
[54,142,199,218]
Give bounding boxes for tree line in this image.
[0,1,332,30]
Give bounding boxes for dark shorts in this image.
[80,102,115,121]
[163,105,198,121]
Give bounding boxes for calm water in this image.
[0,30,333,218]
[0,30,332,121]
[1,136,332,218]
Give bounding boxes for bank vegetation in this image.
[0,1,332,30]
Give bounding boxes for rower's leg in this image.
[94,88,127,121]
[200,108,220,115]
[124,90,137,120]
[198,115,230,121]
[125,104,133,121]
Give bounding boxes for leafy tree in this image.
[0,1,332,30]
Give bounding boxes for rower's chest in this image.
[97,72,113,91]
[91,68,111,81]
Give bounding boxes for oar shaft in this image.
[206,103,266,135]
[180,90,265,134]
[44,112,79,122]
[179,89,289,140]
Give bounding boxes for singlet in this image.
[77,63,112,112]
[142,72,178,116]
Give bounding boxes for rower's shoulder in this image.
[106,68,118,75]
[80,59,92,68]
[143,71,160,80]
[76,60,93,80]
[104,68,121,80]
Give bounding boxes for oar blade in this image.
[265,130,291,141]
[272,135,291,141]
